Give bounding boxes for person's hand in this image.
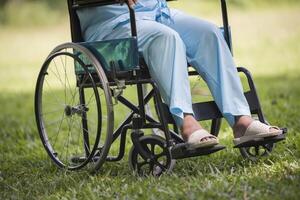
[128,0,138,8]
[119,0,138,8]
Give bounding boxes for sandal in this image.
[233,120,283,146]
[187,129,219,150]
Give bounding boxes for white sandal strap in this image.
[245,121,281,137]
[187,129,217,144]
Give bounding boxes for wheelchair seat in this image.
[76,37,143,80]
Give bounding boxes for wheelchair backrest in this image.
[68,0,126,42]
[67,0,84,42]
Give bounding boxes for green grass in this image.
[1,1,300,200]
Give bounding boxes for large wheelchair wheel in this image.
[35,43,114,170]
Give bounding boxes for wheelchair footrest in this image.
[234,133,286,148]
[171,143,226,160]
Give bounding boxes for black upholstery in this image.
[67,0,84,42]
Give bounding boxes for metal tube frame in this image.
[106,80,174,162]
[220,0,232,51]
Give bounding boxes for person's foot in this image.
[233,115,281,138]
[181,115,216,143]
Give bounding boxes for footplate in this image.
[171,143,226,160]
[234,128,287,148]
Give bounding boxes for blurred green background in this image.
[1,0,300,199]
[0,0,300,26]
[1,0,300,92]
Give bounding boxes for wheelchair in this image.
[34,0,287,175]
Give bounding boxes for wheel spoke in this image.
[50,59,65,88]
[45,117,65,127]
[86,93,97,106]
[48,112,65,148]
[75,117,84,158]
[74,117,93,156]
[255,146,260,156]
[151,143,155,154]
[79,74,90,88]
[70,90,79,108]
[137,161,148,170]
[61,117,72,164]
[42,108,64,116]
[246,147,253,156]
[86,90,104,107]
[149,162,155,174]
[153,160,167,171]
[44,78,65,106]
[263,143,273,152]
[154,152,165,159]
[63,57,67,104]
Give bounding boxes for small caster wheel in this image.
[129,135,175,176]
[238,122,286,161]
[239,143,274,161]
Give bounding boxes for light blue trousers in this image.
[100,10,251,127]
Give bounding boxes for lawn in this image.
[0,1,300,199]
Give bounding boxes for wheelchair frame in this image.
[35,0,286,174]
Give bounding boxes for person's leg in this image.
[166,10,282,140]
[101,20,200,131]
[166,10,251,127]
[100,20,218,144]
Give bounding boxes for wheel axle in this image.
[64,105,89,117]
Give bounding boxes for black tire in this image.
[35,43,114,171]
[128,135,173,176]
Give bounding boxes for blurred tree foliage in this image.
[1,0,300,8]
[0,0,65,8]
[0,0,299,26]
[0,0,8,8]
[228,0,300,7]
[0,0,66,26]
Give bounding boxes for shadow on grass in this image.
[0,74,300,199]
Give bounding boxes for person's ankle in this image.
[181,115,202,141]
[233,115,253,138]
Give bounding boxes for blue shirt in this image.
[77,0,172,41]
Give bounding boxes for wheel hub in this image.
[64,105,89,117]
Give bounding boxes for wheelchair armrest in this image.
[74,0,176,8]
[73,0,179,8]
[73,0,138,37]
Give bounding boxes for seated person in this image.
[77,0,282,148]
